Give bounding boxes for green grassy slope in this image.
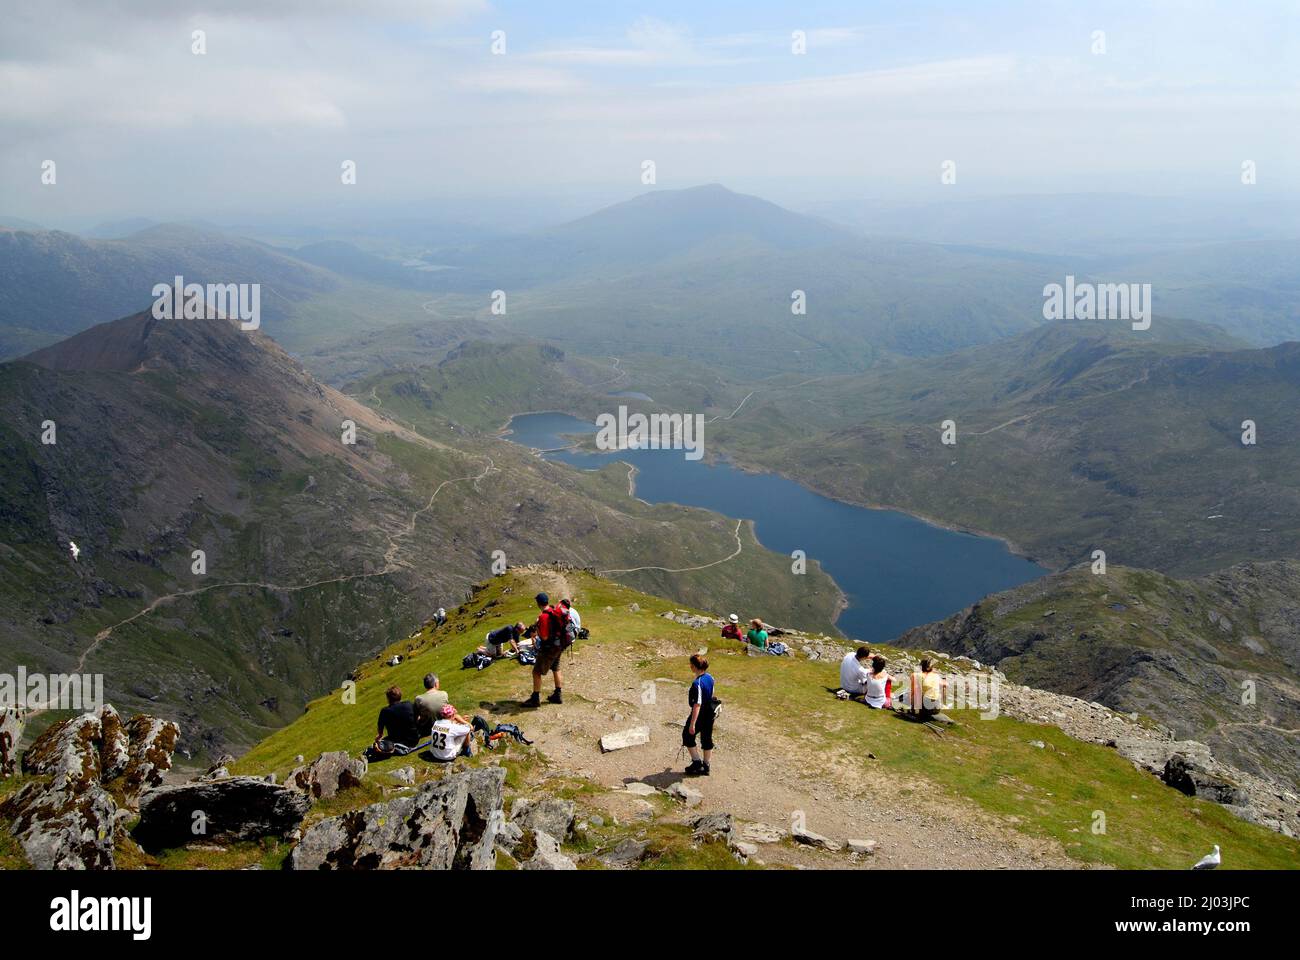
[233,569,1300,870]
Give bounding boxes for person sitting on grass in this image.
[898,658,951,722]
[745,618,768,652]
[427,703,475,762]
[373,685,420,757]
[479,622,525,659]
[721,614,743,642]
[683,653,717,777]
[864,655,892,709]
[413,673,449,737]
[839,645,872,700]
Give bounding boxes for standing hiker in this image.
[559,598,581,635]
[522,592,570,708]
[683,653,716,776]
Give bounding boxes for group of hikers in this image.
[369,592,944,775]
[719,614,789,656]
[838,645,950,720]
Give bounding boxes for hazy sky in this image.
[2,0,1297,227]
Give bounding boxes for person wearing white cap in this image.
[720,613,743,643]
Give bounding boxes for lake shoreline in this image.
[500,411,1047,643]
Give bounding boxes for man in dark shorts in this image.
[683,653,716,776]
[373,685,420,756]
[522,592,566,708]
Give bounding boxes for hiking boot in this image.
[701,762,711,776]
[684,760,705,776]
[547,688,563,705]
[522,692,540,708]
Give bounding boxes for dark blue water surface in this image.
[504,412,1046,643]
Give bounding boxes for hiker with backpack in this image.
[683,653,717,777]
[559,598,581,636]
[522,592,571,707]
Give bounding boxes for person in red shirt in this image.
[720,613,743,643]
[522,592,567,708]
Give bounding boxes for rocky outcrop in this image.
[515,828,576,870]
[1,779,117,870]
[134,777,311,850]
[19,705,179,808]
[284,751,368,801]
[509,796,575,841]
[0,708,21,778]
[1,705,181,869]
[289,767,505,870]
[1162,754,1249,806]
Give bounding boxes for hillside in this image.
[0,313,841,759]
[8,565,1292,871]
[0,225,432,360]
[701,319,1300,576]
[899,562,1300,792]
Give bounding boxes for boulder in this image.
[1,778,117,870]
[0,707,22,779]
[510,796,576,841]
[600,726,650,753]
[691,812,734,843]
[285,751,368,801]
[117,715,180,807]
[20,706,178,808]
[848,839,878,856]
[289,767,505,870]
[1162,754,1249,806]
[622,781,658,796]
[741,822,783,844]
[494,819,524,854]
[667,782,703,807]
[518,829,576,870]
[135,776,310,850]
[599,837,649,868]
[1112,736,1212,775]
[793,826,842,852]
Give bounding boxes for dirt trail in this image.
[482,640,1083,870]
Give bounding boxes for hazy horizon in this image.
[3,0,1297,228]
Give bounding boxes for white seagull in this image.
[1191,845,1220,870]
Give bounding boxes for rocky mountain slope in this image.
[0,313,840,759]
[899,563,1300,795]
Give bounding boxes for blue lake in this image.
[504,412,1047,643]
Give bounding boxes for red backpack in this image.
[539,605,573,650]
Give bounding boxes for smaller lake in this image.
[504,412,1047,643]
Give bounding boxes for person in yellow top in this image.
[904,658,949,721]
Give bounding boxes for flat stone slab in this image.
[600,726,651,753]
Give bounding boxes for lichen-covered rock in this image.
[517,829,576,870]
[284,750,368,801]
[0,707,22,779]
[289,767,505,870]
[1,778,117,870]
[134,776,310,850]
[509,796,575,841]
[117,715,180,806]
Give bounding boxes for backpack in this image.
[541,605,574,651]
[462,651,491,671]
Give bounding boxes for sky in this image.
[1,0,1297,228]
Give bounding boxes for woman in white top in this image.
[864,655,892,709]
